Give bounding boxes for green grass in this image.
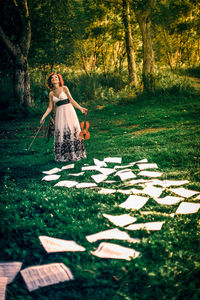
[0,92,200,300]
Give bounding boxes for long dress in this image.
[52,91,86,162]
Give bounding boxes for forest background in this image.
[0,1,200,300]
[0,0,200,114]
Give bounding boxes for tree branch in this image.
[0,26,18,59]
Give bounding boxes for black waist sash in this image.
[56,99,70,107]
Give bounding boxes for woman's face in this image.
[51,74,59,84]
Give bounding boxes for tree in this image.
[132,0,156,92]
[122,0,138,87]
[0,0,32,107]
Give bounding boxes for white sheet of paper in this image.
[161,180,189,188]
[86,228,137,243]
[104,180,117,183]
[154,196,183,205]
[54,180,78,188]
[42,168,61,175]
[94,158,107,167]
[128,179,149,185]
[103,213,137,227]
[114,169,132,176]
[42,175,61,181]
[0,277,7,300]
[133,158,148,164]
[169,187,199,198]
[61,164,75,170]
[104,157,122,164]
[68,172,85,176]
[98,188,117,194]
[119,195,149,210]
[138,171,163,178]
[126,221,164,231]
[91,242,140,260]
[91,174,107,183]
[194,194,200,200]
[39,236,85,252]
[20,263,73,292]
[114,163,135,169]
[141,185,163,198]
[76,182,97,188]
[118,171,137,181]
[81,165,100,171]
[0,262,22,284]
[175,202,200,214]
[98,167,116,176]
[137,163,158,170]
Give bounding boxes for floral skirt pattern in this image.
[54,127,86,162]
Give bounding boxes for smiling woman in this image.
[40,72,88,162]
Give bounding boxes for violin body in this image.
[80,115,90,140]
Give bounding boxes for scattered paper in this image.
[91,174,107,183]
[86,228,138,243]
[161,180,189,188]
[42,168,61,175]
[114,169,133,176]
[119,195,149,210]
[20,263,73,292]
[118,171,137,181]
[137,163,158,170]
[42,175,61,181]
[133,159,148,164]
[194,194,200,200]
[76,182,97,188]
[39,236,86,253]
[98,188,117,194]
[98,167,116,176]
[0,262,22,284]
[103,213,137,227]
[138,171,163,178]
[54,180,78,188]
[81,165,100,171]
[175,202,200,214]
[126,221,164,231]
[61,164,75,170]
[114,163,135,169]
[94,158,107,167]
[104,180,117,183]
[104,157,122,164]
[169,187,199,198]
[141,185,163,198]
[68,172,85,176]
[117,188,142,195]
[0,277,7,300]
[154,196,183,205]
[91,242,140,260]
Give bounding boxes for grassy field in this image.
[0,91,200,300]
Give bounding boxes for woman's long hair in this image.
[47,73,64,89]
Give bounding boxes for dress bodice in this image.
[52,91,68,103]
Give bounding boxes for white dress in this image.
[52,91,86,162]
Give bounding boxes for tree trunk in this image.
[122,0,138,87]
[134,0,156,92]
[0,0,32,107]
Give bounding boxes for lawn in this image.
[0,92,200,300]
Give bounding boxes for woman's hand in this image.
[80,107,88,114]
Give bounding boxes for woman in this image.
[40,72,87,162]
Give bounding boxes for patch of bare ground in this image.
[129,127,169,136]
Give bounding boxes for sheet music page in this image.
[103,213,137,227]
[126,221,164,231]
[0,262,22,284]
[86,228,138,243]
[175,202,200,214]
[39,236,86,253]
[119,195,149,210]
[91,242,140,260]
[20,263,74,292]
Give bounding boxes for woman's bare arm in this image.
[40,92,53,124]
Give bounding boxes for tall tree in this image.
[0,0,32,107]
[132,0,156,92]
[122,0,138,87]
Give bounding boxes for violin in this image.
[80,113,90,140]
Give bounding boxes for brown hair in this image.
[47,72,64,89]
